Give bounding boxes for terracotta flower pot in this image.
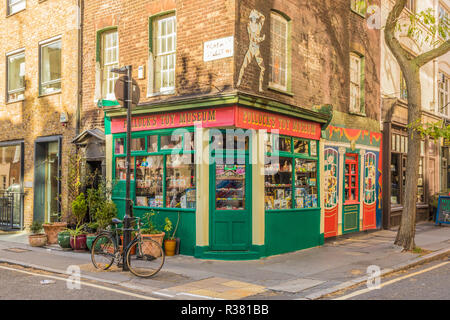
[43,222,67,244]
[120,235,136,255]
[164,239,177,256]
[141,232,165,257]
[29,234,47,247]
[70,234,87,251]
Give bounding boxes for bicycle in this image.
[90,217,165,278]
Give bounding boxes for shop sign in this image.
[111,105,322,140]
[111,106,235,133]
[235,107,321,140]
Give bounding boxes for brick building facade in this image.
[79,0,381,259]
[0,0,80,230]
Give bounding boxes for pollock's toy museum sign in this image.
[111,105,321,140]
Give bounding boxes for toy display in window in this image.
[295,159,318,209]
[264,157,292,210]
[115,157,135,180]
[166,154,196,208]
[135,156,163,207]
[216,164,245,210]
[161,135,182,150]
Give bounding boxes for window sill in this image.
[268,85,294,97]
[348,111,366,117]
[6,98,25,105]
[6,8,26,18]
[38,90,62,98]
[147,89,175,98]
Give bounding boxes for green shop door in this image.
[211,155,251,251]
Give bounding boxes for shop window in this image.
[114,138,125,154]
[40,38,62,95]
[364,153,376,204]
[344,154,359,203]
[264,157,292,210]
[160,134,182,150]
[131,137,146,152]
[184,132,195,151]
[100,29,119,100]
[147,135,158,153]
[7,50,25,102]
[275,136,291,153]
[135,155,163,207]
[351,0,366,16]
[216,162,246,210]
[211,131,249,151]
[324,148,338,208]
[294,159,318,209]
[269,12,289,92]
[8,0,26,15]
[293,139,309,155]
[149,14,176,95]
[166,154,196,208]
[115,157,135,181]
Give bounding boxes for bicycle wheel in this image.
[126,237,165,278]
[91,233,116,270]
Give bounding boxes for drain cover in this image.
[4,248,31,253]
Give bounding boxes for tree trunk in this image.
[394,68,421,251]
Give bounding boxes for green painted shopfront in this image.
[103,93,332,260]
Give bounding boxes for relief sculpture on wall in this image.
[237,9,266,92]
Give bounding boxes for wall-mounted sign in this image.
[204,36,234,62]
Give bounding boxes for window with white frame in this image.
[152,14,176,94]
[269,12,288,91]
[101,30,119,100]
[439,72,449,117]
[349,53,364,114]
[7,51,25,102]
[40,39,61,95]
[351,0,366,16]
[8,0,26,15]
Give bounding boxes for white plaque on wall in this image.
[204,36,234,62]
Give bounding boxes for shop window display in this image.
[295,159,318,208]
[324,148,338,208]
[216,162,246,210]
[264,157,292,210]
[161,134,182,150]
[135,155,163,207]
[115,138,125,154]
[293,139,309,155]
[364,152,376,204]
[147,135,158,152]
[115,157,135,180]
[131,137,146,151]
[166,154,196,209]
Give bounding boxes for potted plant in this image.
[70,193,88,251]
[43,217,68,245]
[69,224,87,251]
[140,210,165,256]
[28,221,47,247]
[163,215,180,256]
[57,229,72,250]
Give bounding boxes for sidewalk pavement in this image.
[0,222,449,300]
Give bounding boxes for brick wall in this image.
[0,0,79,228]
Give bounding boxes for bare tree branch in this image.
[384,0,411,68]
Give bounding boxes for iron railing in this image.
[0,191,24,231]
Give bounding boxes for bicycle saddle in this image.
[111,218,123,224]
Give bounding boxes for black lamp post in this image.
[111,65,133,271]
